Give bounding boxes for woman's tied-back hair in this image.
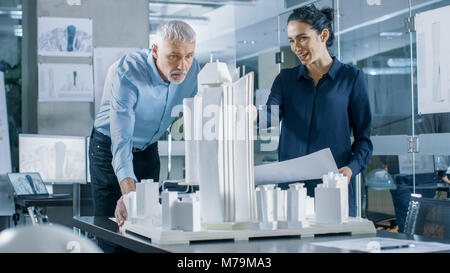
[153,20,196,46]
[287,4,335,48]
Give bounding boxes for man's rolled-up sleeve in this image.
[109,72,138,184]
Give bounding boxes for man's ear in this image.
[151,44,158,59]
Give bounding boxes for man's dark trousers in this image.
[89,129,160,253]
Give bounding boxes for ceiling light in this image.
[238,40,256,45]
[366,0,382,6]
[363,67,411,75]
[387,58,416,67]
[379,32,403,37]
[0,10,22,19]
[9,10,22,20]
[149,14,209,23]
[14,25,22,37]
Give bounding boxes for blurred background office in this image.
[0,0,449,234]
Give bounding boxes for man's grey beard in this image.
[168,70,187,84]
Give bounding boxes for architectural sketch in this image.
[38,63,94,102]
[416,5,450,114]
[19,134,86,183]
[38,17,92,57]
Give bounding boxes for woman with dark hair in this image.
[265,5,373,217]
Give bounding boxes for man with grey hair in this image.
[89,20,199,252]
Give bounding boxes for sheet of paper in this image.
[38,63,94,102]
[254,148,338,185]
[416,5,450,114]
[312,237,450,253]
[38,17,93,57]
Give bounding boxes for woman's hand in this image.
[338,166,353,184]
[443,175,450,185]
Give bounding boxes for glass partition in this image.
[410,1,450,221]
[336,0,415,224]
[335,0,450,231]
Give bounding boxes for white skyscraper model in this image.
[183,59,257,228]
[125,179,161,226]
[276,187,287,223]
[315,172,349,224]
[182,98,199,185]
[287,183,309,228]
[161,190,201,232]
[256,185,278,230]
[161,190,178,229]
[135,179,159,219]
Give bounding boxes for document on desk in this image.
[312,237,450,253]
[254,148,338,185]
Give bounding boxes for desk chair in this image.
[404,196,450,241]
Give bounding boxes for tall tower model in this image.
[183,60,256,228]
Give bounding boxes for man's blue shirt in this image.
[266,57,373,176]
[94,49,200,183]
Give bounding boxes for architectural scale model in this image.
[120,61,376,244]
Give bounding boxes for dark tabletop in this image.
[72,216,450,253]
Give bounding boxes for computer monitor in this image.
[7,172,48,196]
[19,134,87,183]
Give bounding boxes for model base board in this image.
[122,217,376,245]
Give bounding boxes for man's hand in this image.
[115,177,136,227]
[338,166,353,184]
[115,195,127,227]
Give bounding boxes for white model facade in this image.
[287,183,309,228]
[256,183,311,230]
[161,190,201,232]
[183,60,257,227]
[315,172,349,224]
